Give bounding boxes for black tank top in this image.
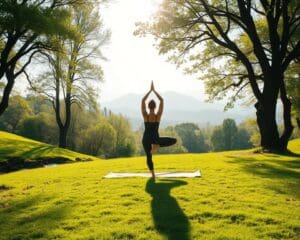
[143,116,160,143]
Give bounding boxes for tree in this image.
[31,3,109,148]
[211,118,252,151]
[223,119,238,150]
[136,0,300,151]
[157,127,187,154]
[67,104,100,150]
[107,114,137,157]
[211,126,225,151]
[0,95,32,132]
[79,122,116,157]
[239,118,261,146]
[18,112,57,144]
[26,94,53,115]
[174,123,208,152]
[235,128,252,149]
[0,0,81,116]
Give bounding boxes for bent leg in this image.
[158,137,177,147]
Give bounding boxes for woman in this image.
[141,82,177,179]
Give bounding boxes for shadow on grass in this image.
[227,156,300,198]
[0,194,72,240]
[145,179,190,240]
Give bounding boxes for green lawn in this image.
[0,131,99,162]
[0,131,99,172]
[0,133,299,240]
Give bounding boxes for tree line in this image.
[3,93,299,157]
[0,94,137,158]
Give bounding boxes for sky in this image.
[99,0,206,103]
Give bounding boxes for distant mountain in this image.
[102,92,255,129]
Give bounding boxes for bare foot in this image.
[151,170,155,179]
[151,144,160,153]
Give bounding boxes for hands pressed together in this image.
[143,81,163,101]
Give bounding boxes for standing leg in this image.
[143,141,155,178]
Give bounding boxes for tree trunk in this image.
[278,79,294,150]
[255,79,281,151]
[57,95,71,149]
[297,118,300,129]
[255,100,280,151]
[255,75,294,152]
[59,126,68,148]
[0,70,15,116]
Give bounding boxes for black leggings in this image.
[142,137,177,170]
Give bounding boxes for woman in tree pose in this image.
[141,82,177,179]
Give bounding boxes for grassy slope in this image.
[0,131,99,162]
[0,134,299,240]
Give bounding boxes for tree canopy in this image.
[29,2,110,148]
[136,0,300,151]
[0,0,83,116]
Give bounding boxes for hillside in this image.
[0,135,299,240]
[0,131,99,172]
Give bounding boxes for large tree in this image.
[136,0,300,151]
[0,0,81,116]
[31,3,109,148]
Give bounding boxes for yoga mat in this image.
[103,170,201,178]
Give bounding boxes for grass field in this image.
[0,131,99,162]
[0,133,300,240]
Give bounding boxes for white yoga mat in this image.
[103,170,201,178]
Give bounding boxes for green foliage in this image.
[135,1,299,107]
[18,112,58,144]
[108,114,137,157]
[211,118,252,151]
[0,0,78,38]
[174,123,209,152]
[286,62,300,118]
[136,0,299,151]
[0,0,87,120]
[0,136,299,239]
[1,94,138,158]
[211,126,225,151]
[67,104,99,150]
[32,2,109,105]
[29,2,110,147]
[79,121,116,157]
[26,94,53,115]
[235,128,253,149]
[157,126,187,154]
[0,95,32,132]
[223,119,238,150]
[239,118,261,146]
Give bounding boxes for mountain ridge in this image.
[102,92,254,129]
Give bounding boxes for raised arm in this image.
[153,89,164,120]
[141,89,151,120]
